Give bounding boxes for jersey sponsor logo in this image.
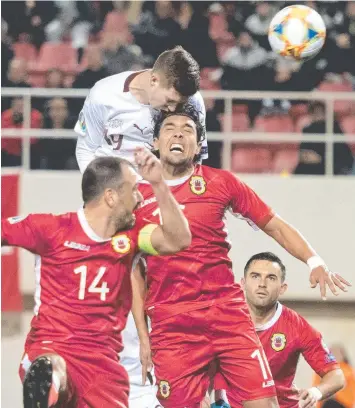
[262,379,275,388]
[159,380,171,399]
[133,123,148,134]
[111,234,131,254]
[271,333,287,351]
[79,111,86,133]
[189,176,206,195]
[108,119,123,129]
[140,196,158,209]
[8,215,27,224]
[64,241,90,252]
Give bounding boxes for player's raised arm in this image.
[298,319,344,408]
[261,215,351,299]
[135,147,192,255]
[75,96,108,172]
[227,173,351,300]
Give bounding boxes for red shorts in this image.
[19,343,129,408]
[150,301,276,408]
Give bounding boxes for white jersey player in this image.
[75,47,208,172]
[74,47,204,407]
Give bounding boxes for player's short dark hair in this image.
[82,156,134,204]
[244,252,286,282]
[152,104,205,163]
[152,46,200,97]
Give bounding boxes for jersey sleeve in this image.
[226,172,274,228]
[1,214,51,255]
[74,94,109,172]
[298,316,339,376]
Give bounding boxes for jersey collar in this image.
[255,302,283,332]
[77,207,111,243]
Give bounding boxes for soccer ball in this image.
[268,5,326,60]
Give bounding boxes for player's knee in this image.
[243,396,279,408]
[40,353,68,392]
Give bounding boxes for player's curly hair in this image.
[152,46,200,97]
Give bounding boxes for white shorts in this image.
[129,391,163,408]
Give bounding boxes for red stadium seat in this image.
[289,103,308,121]
[272,148,299,174]
[32,43,78,73]
[101,11,132,43]
[295,115,311,133]
[13,42,38,61]
[317,80,354,118]
[253,115,295,133]
[209,13,235,43]
[341,116,355,154]
[219,113,251,132]
[200,68,221,90]
[231,146,273,173]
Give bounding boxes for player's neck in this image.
[83,207,117,240]
[162,163,194,180]
[129,70,151,105]
[249,302,278,328]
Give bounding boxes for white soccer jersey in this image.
[74,71,208,172]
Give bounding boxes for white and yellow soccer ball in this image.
[268,5,326,60]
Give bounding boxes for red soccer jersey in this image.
[136,165,274,322]
[252,303,339,407]
[1,209,146,354]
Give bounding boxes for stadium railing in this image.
[1,88,355,175]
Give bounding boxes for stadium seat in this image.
[208,13,235,43]
[219,112,251,132]
[317,80,354,118]
[272,148,300,174]
[200,68,221,90]
[13,42,38,61]
[231,145,273,173]
[101,11,132,43]
[31,43,78,73]
[253,115,295,133]
[295,115,311,133]
[341,116,355,154]
[289,103,308,121]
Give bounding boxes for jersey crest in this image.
[111,234,131,254]
[271,333,287,351]
[159,380,171,399]
[189,176,206,195]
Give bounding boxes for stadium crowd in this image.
[1,0,355,173]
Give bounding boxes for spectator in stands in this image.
[3,58,31,88]
[244,2,276,50]
[101,32,143,76]
[179,1,219,68]
[132,0,182,59]
[73,45,108,88]
[33,68,66,112]
[1,1,58,49]
[2,58,31,112]
[33,98,77,170]
[1,97,42,167]
[221,31,269,90]
[45,1,95,62]
[294,101,354,175]
[313,344,355,408]
[1,18,14,80]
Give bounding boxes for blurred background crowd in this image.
[1,0,355,174]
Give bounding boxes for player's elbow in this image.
[332,368,345,393]
[161,229,192,255]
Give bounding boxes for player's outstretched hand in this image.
[298,389,318,408]
[134,147,163,186]
[140,336,153,385]
[309,266,351,300]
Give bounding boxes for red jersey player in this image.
[133,106,350,408]
[220,252,345,408]
[1,149,191,408]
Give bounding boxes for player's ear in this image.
[104,188,116,208]
[280,282,288,295]
[150,72,159,87]
[153,137,159,151]
[241,277,246,290]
